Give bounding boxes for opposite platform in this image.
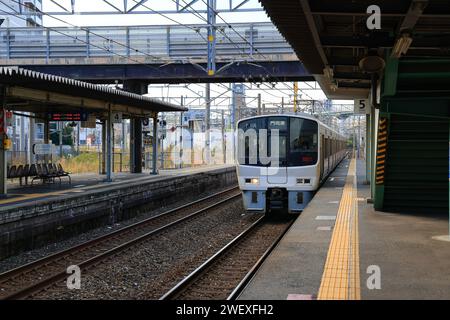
[0,165,236,259]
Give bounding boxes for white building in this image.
[0,0,42,27]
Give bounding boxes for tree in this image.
[50,122,74,146]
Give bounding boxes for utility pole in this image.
[206,0,216,77]
[231,84,236,162]
[180,96,184,169]
[205,83,211,165]
[205,0,216,165]
[12,114,16,161]
[77,122,80,155]
[257,93,261,115]
[20,114,25,154]
[221,110,226,164]
[29,115,35,164]
[160,113,165,169]
[59,121,63,158]
[294,82,298,113]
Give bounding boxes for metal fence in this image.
[0,22,294,62]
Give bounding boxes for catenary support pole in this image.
[152,113,159,175]
[101,120,106,174]
[105,106,113,182]
[205,83,211,165]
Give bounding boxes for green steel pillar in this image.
[366,114,371,184]
[370,74,378,200]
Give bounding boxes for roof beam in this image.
[299,0,328,67]
[321,35,450,49]
[399,0,428,33]
[7,86,149,116]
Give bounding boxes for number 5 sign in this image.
[354,99,370,114]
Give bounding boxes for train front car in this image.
[236,114,322,214]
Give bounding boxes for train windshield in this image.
[237,116,318,167]
[289,117,318,166]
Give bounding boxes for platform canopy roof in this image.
[259,0,450,99]
[0,67,186,117]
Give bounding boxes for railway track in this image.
[160,215,295,300]
[0,186,241,300]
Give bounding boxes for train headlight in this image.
[297,178,311,185]
[245,178,259,185]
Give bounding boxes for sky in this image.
[42,0,270,27]
[37,0,354,108]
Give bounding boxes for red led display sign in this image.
[49,112,88,121]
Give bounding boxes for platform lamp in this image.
[359,52,385,197]
[391,33,413,59]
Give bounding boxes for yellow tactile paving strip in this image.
[0,189,76,205]
[317,156,360,300]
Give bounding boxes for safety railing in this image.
[0,22,294,62]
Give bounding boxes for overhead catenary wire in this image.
[197,0,320,101]
[170,0,300,102]
[4,0,318,111]
[178,0,317,101]
[0,4,234,108]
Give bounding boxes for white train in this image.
[236,114,347,214]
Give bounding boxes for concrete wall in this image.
[0,167,237,259]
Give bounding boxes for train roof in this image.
[237,113,346,139]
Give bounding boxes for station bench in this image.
[6,163,71,185]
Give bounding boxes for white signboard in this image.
[112,112,122,124]
[142,118,151,132]
[354,99,370,114]
[33,143,53,155]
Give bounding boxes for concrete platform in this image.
[1,165,231,207]
[0,165,236,259]
[238,157,450,300]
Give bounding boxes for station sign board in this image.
[354,99,370,114]
[33,143,54,155]
[142,118,151,132]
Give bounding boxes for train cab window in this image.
[237,118,264,165]
[268,117,287,165]
[288,118,318,166]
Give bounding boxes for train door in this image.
[267,117,287,184]
[320,134,325,181]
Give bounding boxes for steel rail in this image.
[160,216,294,300]
[0,186,240,300]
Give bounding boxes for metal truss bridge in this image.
[0,20,309,84]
